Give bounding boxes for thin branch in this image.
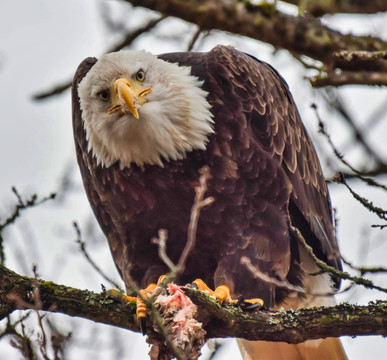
[241,256,357,298]
[106,15,167,53]
[341,256,387,277]
[0,189,56,264]
[371,223,387,230]
[152,166,214,281]
[7,318,37,360]
[240,256,305,294]
[320,88,384,164]
[336,164,387,181]
[340,96,387,155]
[186,27,203,52]
[291,225,387,294]
[175,166,214,277]
[334,173,387,222]
[312,103,387,191]
[151,229,176,272]
[72,221,123,291]
[0,189,56,233]
[32,15,166,101]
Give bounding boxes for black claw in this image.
[190,282,199,290]
[140,317,147,335]
[240,302,262,311]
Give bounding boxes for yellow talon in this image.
[193,279,213,294]
[157,275,167,285]
[107,289,137,303]
[244,298,264,307]
[193,279,263,309]
[213,285,232,304]
[137,283,157,319]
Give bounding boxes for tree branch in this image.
[311,70,387,87]
[1,263,386,344]
[185,287,387,342]
[0,264,139,333]
[124,0,387,64]
[282,0,387,16]
[332,50,387,72]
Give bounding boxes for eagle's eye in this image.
[135,69,146,82]
[98,89,110,102]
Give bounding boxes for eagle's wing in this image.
[215,46,341,279]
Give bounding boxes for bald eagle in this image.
[72,45,346,360]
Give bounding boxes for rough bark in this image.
[1,264,386,344]
[124,0,387,63]
[283,0,387,16]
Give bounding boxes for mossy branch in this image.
[0,264,139,333]
[1,263,386,344]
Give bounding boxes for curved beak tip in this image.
[108,78,151,119]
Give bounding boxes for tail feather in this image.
[238,338,347,360]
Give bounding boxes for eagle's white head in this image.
[78,50,214,169]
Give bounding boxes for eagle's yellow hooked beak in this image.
[108,78,152,119]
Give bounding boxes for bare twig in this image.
[334,174,387,221]
[8,319,36,360]
[46,318,72,359]
[106,15,167,53]
[72,221,123,291]
[33,15,166,100]
[152,166,214,281]
[341,256,387,276]
[176,166,214,277]
[0,189,56,233]
[371,223,387,230]
[312,103,387,191]
[36,312,49,360]
[0,189,56,264]
[291,226,387,294]
[151,229,175,272]
[241,256,305,293]
[186,27,203,51]
[241,256,354,297]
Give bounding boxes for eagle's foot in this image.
[108,275,167,334]
[192,279,232,304]
[192,279,264,310]
[107,288,137,303]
